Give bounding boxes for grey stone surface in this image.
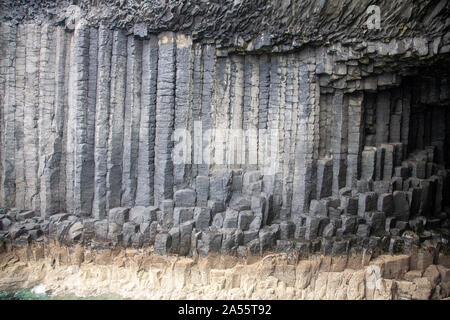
[174,189,196,207]
[0,1,448,259]
[129,206,157,224]
[108,207,130,225]
[194,207,211,231]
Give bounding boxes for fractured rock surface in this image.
[0,1,449,261]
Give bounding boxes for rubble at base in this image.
[1,146,449,261]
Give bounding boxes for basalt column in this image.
[92,26,112,219]
[0,23,16,209]
[154,32,176,207]
[106,30,127,211]
[135,36,158,207]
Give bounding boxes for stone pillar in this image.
[346,92,364,188]
[69,21,93,217]
[1,23,17,208]
[121,35,142,207]
[24,24,41,211]
[154,32,176,207]
[292,59,317,214]
[331,90,348,196]
[93,26,112,218]
[173,34,193,189]
[375,90,391,145]
[199,44,215,176]
[38,24,57,217]
[135,36,158,207]
[106,30,127,210]
[14,24,26,209]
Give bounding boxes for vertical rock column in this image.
[173,34,193,188]
[38,24,57,217]
[106,30,127,210]
[68,21,94,217]
[199,45,215,176]
[346,92,364,188]
[0,23,17,208]
[154,32,176,207]
[243,55,259,170]
[190,44,202,178]
[121,35,142,207]
[14,25,26,209]
[93,26,112,218]
[274,55,287,216]
[331,90,348,196]
[375,91,391,145]
[281,54,298,217]
[211,56,231,169]
[258,55,270,169]
[135,36,158,207]
[292,58,317,214]
[51,27,68,215]
[263,55,281,197]
[24,24,41,211]
[227,55,244,168]
[401,84,411,159]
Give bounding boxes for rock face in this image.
[0,1,449,260]
[1,241,450,300]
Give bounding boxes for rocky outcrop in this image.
[0,241,449,300]
[0,1,449,264]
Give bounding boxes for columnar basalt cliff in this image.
[0,1,449,296]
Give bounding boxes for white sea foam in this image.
[31,284,46,295]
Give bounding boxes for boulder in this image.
[173,207,195,226]
[211,212,224,230]
[223,209,239,228]
[68,221,84,243]
[108,207,130,225]
[237,210,254,231]
[174,189,196,207]
[229,193,251,211]
[154,233,172,255]
[221,229,243,255]
[279,221,295,240]
[195,176,209,207]
[129,206,157,224]
[160,199,174,228]
[259,224,280,252]
[358,192,378,217]
[16,211,35,221]
[194,207,211,231]
[122,222,139,247]
[393,191,410,221]
[179,220,195,256]
[141,221,158,246]
[197,231,223,257]
[108,222,122,244]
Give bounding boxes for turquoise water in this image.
[0,289,122,300]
